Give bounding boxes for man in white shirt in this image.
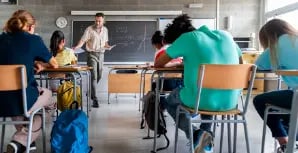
[73,12,111,108]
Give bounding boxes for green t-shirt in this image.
[166,25,242,111]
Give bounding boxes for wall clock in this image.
[56,17,67,28]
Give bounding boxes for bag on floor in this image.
[142,91,170,151]
[57,81,82,111]
[51,107,93,153]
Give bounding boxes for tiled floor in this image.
[0,78,278,153]
[2,94,279,153]
[85,94,277,153]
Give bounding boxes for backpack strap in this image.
[156,103,170,151]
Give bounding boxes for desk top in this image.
[109,65,148,69]
[256,69,275,73]
[147,67,184,71]
[42,66,92,72]
[276,70,298,76]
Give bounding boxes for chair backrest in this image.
[0,65,29,117]
[194,64,257,114]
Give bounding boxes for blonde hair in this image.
[3,10,36,33]
[259,19,298,69]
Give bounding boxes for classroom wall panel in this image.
[0,0,260,94]
[0,0,259,48]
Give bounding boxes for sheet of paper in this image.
[105,45,116,51]
[73,47,85,54]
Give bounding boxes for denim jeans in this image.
[253,90,294,138]
[152,78,183,110]
[165,87,212,139]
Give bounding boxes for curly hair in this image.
[151,30,163,46]
[163,14,196,44]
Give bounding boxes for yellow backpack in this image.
[57,81,81,111]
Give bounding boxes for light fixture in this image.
[188,3,203,8]
[188,0,203,8]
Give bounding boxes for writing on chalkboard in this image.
[72,20,157,62]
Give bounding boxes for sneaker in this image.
[92,100,99,108]
[6,141,36,153]
[277,144,286,153]
[30,141,36,150]
[193,129,213,153]
[6,141,26,153]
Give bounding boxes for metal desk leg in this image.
[70,73,77,102]
[108,69,114,104]
[86,70,92,112]
[77,72,86,116]
[285,88,298,153]
[152,72,160,153]
[139,69,146,111]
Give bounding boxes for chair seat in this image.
[183,106,241,115]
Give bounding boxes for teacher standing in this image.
[73,12,111,108]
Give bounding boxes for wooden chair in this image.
[174,64,257,153]
[0,65,46,153]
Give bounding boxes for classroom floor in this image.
[1,92,278,153]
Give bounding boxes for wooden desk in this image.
[275,70,298,153]
[243,52,264,93]
[39,66,92,116]
[108,65,151,106]
[42,66,92,72]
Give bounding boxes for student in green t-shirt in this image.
[155,14,242,153]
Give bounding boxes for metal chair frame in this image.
[0,65,46,153]
[174,64,257,153]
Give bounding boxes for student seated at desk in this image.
[155,14,242,153]
[151,30,184,112]
[253,19,298,153]
[49,30,77,91]
[0,10,58,153]
[151,30,183,91]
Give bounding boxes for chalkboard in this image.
[72,21,157,62]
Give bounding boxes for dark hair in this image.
[50,30,65,57]
[163,14,196,44]
[151,30,164,46]
[3,10,36,33]
[95,12,104,17]
[259,19,298,68]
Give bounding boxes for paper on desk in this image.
[104,45,116,51]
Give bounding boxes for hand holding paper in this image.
[105,45,116,51]
[72,47,85,54]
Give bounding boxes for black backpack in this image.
[141,91,169,151]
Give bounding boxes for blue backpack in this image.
[51,109,92,153]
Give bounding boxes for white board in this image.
[158,18,216,33]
